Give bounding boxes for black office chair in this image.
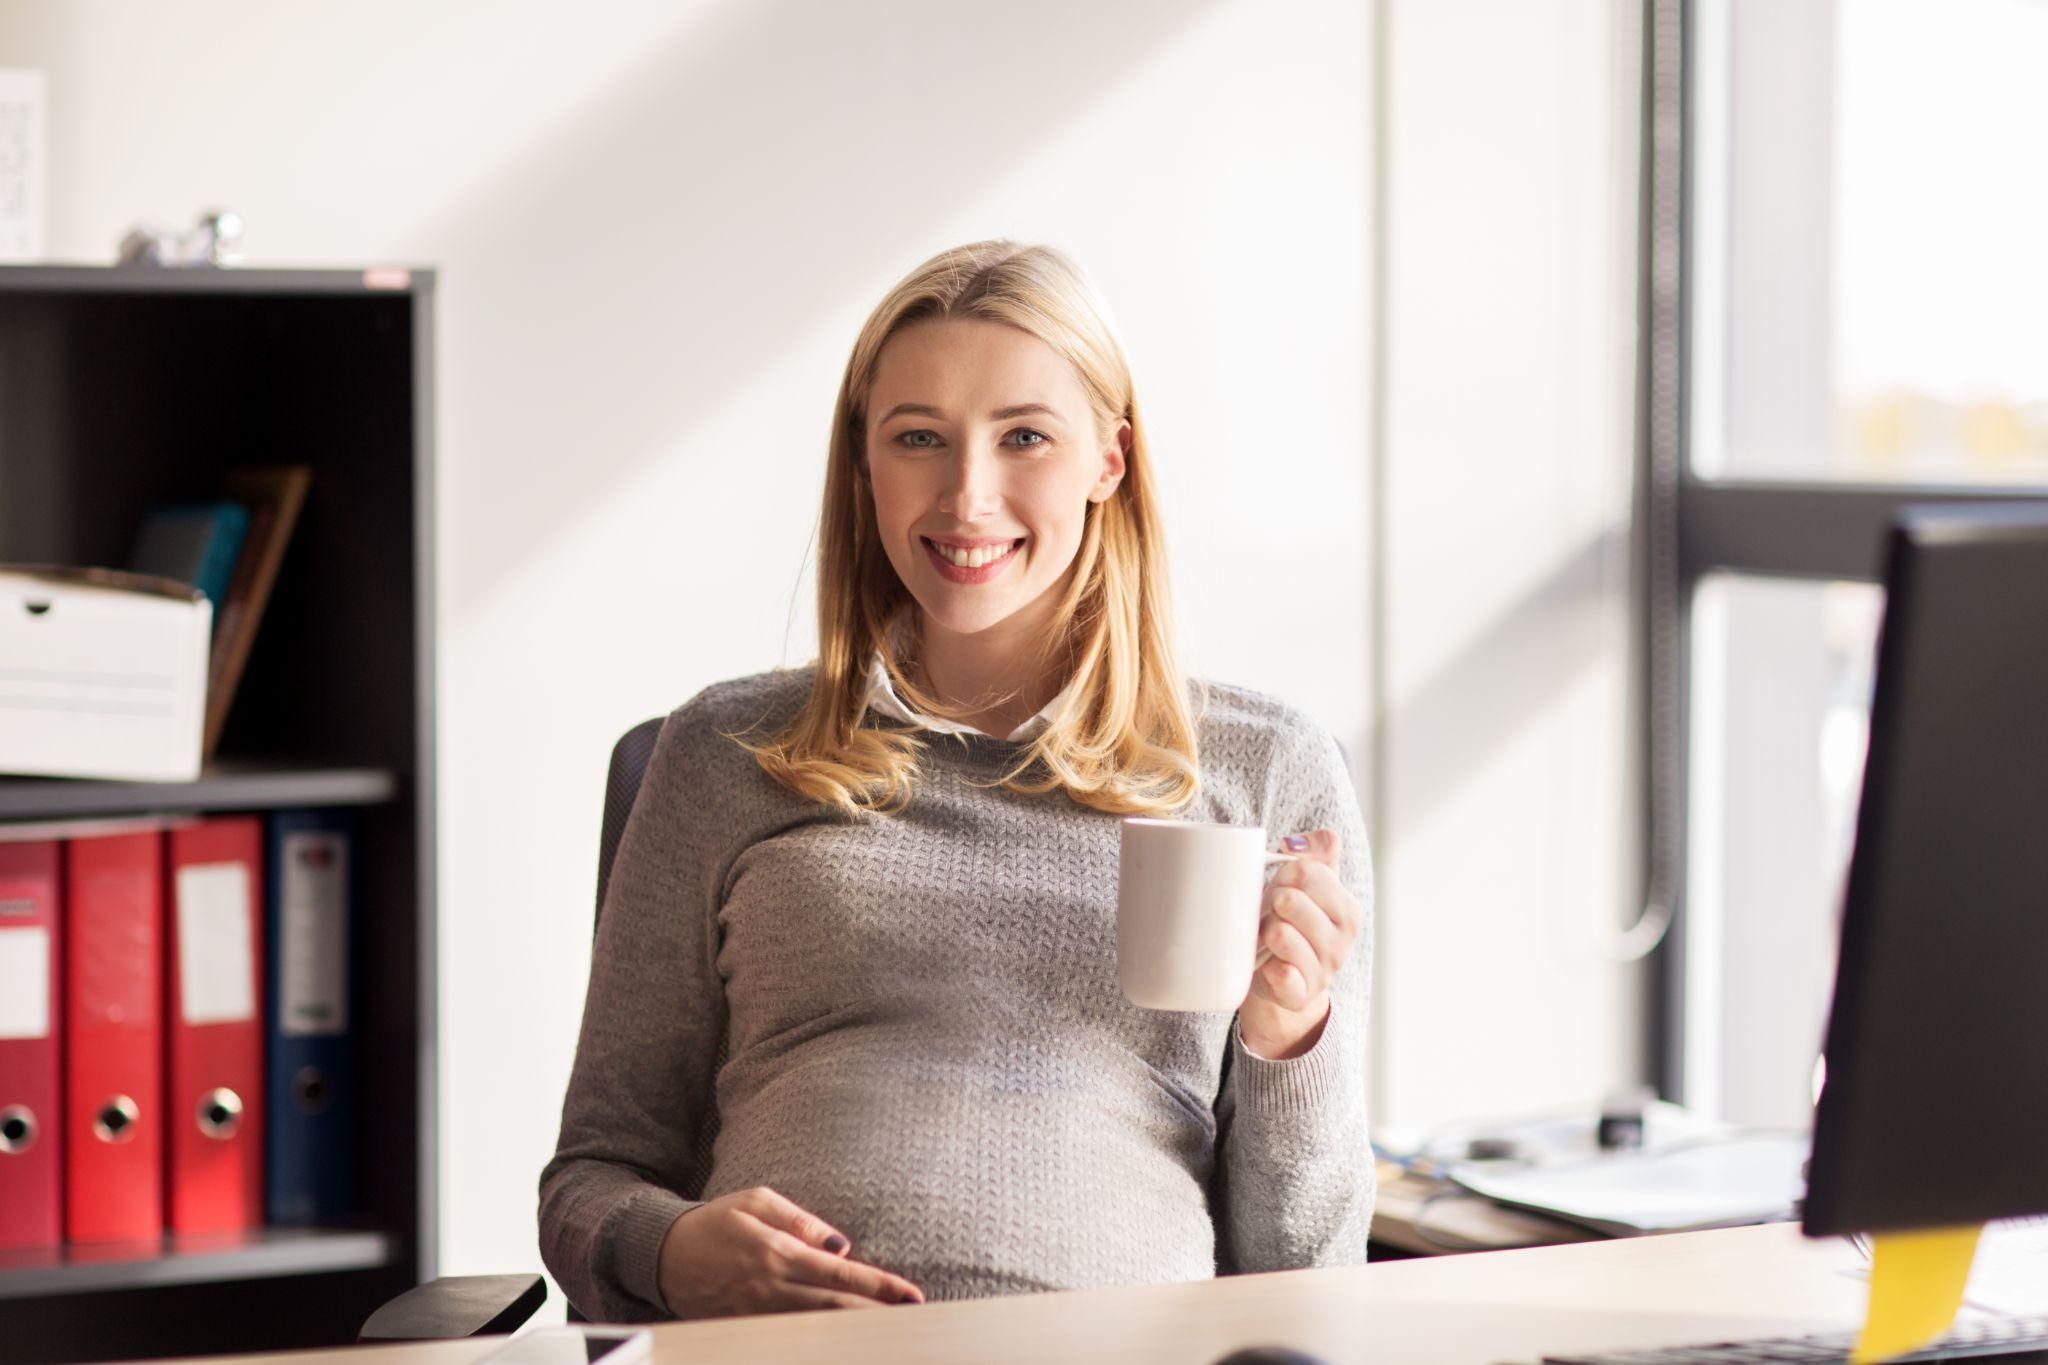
[359,717,667,1342]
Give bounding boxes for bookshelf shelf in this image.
[0,762,400,822]
[0,265,437,1364]
[0,1228,398,1300]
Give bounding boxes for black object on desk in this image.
[359,1275,546,1343]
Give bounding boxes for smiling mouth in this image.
[921,536,1026,583]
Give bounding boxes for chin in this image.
[917,597,1023,638]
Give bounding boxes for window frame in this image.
[1641,0,2048,1101]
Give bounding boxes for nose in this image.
[937,439,1004,522]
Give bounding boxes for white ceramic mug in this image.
[1116,817,1304,1011]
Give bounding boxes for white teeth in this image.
[932,539,1017,569]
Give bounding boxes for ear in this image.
[1091,420,1131,503]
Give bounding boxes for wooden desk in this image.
[152,1223,1877,1365]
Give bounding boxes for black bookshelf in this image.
[0,265,437,1363]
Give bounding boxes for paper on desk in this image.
[1963,1219,2048,1315]
[1447,1133,1809,1236]
[1843,1216,2048,1318]
[1378,1099,1738,1181]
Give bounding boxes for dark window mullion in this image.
[1680,479,2048,583]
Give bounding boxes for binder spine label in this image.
[175,863,256,1025]
[0,923,50,1039]
[280,830,348,1037]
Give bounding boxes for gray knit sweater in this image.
[537,665,1374,1321]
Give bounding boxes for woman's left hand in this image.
[1238,828,1360,1061]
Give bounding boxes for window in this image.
[1684,576,1879,1128]
[1692,0,2048,486]
[1652,0,2048,1121]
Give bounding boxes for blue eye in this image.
[897,429,942,449]
[1008,429,1049,449]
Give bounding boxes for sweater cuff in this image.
[1231,998,1342,1115]
[613,1185,700,1318]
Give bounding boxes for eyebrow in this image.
[876,401,1062,425]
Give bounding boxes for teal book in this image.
[128,500,251,627]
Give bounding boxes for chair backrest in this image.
[566,716,665,1324]
[594,716,667,935]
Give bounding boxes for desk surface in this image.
[155,1223,1876,1365]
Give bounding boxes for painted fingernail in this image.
[824,1234,849,1254]
[1284,835,1310,851]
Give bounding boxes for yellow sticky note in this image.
[1851,1223,1983,1364]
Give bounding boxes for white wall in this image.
[1377,0,1647,1127]
[0,0,1376,1312]
[3,0,1656,1308]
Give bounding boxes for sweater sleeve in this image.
[537,701,730,1322]
[1212,718,1376,1273]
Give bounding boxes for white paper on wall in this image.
[0,70,45,262]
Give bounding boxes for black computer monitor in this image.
[1803,503,2048,1237]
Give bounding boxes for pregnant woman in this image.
[538,239,1373,1321]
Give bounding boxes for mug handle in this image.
[1253,852,1305,971]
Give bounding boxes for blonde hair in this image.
[734,239,1203,818]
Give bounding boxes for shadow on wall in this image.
[1378,526,1631,844]
[409,0,1224,619]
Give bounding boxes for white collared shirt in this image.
[861,644,1077,742]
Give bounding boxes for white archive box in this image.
[0,565,212,781]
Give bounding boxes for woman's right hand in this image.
[655,1186,925,1318]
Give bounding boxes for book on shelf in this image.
[128,502,249,617]
[125,465,312,770]
[204,466,313,764]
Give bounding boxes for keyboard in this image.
[1533,1312,2048,1362]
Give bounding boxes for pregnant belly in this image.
[700,1049,1218,1298]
